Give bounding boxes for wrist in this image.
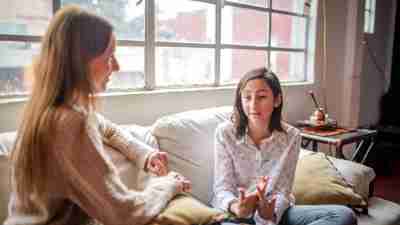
[228,199,238,215]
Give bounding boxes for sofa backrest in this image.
[151,106,233,203]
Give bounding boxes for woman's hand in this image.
[256,176,277,222]
[168,172,192,193]
[146,151,169,176]
[230,188,259,218]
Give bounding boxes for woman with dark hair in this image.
[212,67,356,225]
[5,5,190,225]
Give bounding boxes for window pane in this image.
[0,41,40,95]
[270,51,304,81]
[227,0,268,8]
[271,13,306,48]
[272,0,305,14]
[108,47,144,90]
[155,0,215,43]
[0,1,52,35]
[222,6,269,45]
[61,0,145,40]
[221,49,268,84]
[156,47,214,86]
[364,0,375,33]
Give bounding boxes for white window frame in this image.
[364,0,376,34]
[0,0,314,97]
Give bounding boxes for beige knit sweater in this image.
[4,106,181,225]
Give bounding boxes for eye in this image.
[242,95,251,101]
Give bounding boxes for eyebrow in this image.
[242,89,270,94]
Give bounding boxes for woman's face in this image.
[241,78,281,127]
[89,33,119,93]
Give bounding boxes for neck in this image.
[69,92,93,110]
[248,122,271,147]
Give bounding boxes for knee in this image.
[331,205,357,225]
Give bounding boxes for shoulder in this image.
[277,122,300,144]
[215,120,239,143]
[282,122,300,137]
[216,120,235,136]
[53,106,87,132]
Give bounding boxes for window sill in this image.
[0,81,315,105]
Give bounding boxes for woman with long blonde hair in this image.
[6,5,190,225]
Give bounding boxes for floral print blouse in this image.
[212,121,301,225]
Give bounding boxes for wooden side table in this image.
[300,129,377,164]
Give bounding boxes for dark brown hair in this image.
[232,67,284,139]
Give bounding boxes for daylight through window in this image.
[0,0,316,96]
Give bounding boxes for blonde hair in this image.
[11,5,113,206]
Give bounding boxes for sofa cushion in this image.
[293,152,367,207]
[299,150,375,201]
[149,194,221,225]
[151,106,233,203]
[358,197,400,225]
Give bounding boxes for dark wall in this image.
[380,3,400,126]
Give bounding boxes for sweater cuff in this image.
[139,149,156,171]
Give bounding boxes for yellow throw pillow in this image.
[293,153,367,208]
[149,194,222,225]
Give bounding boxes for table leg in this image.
[360,138,375,164]
[350,140,365,162]
[336,145,345,159]
[312,140,318,152]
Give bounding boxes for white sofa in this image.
[1,106,400,225]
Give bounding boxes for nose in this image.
[112,56,120,72]
[249,96,258,110]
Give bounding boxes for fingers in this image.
[169,172,192,193]
[182,179,192,192]
[148,152,169,176]
[238,187,246,202]
[256,176,269,199]
[158,151,168,169]
[271,195,277,208]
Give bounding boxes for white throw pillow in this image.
[151,106,233,203]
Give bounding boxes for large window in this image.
[0,0,316,96]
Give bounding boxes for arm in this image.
[97,113,155,170]
[254,130,301,225]
[213,125,258,218]
[213,125,238,212]
[52,113,181,225]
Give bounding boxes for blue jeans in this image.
[221,205,357,225]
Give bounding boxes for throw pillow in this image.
[299,149,375,200]
[293,152,367,208]
[149,194,222,225]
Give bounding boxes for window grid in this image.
[0,0,311,96]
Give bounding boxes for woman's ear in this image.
[274,94,282,108]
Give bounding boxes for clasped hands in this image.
[145,151,191,192]
[229,176,276,222]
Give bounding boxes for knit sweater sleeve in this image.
[51,111,180,225]
[96,113,155,170]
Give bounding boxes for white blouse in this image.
[212,121,301,225]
